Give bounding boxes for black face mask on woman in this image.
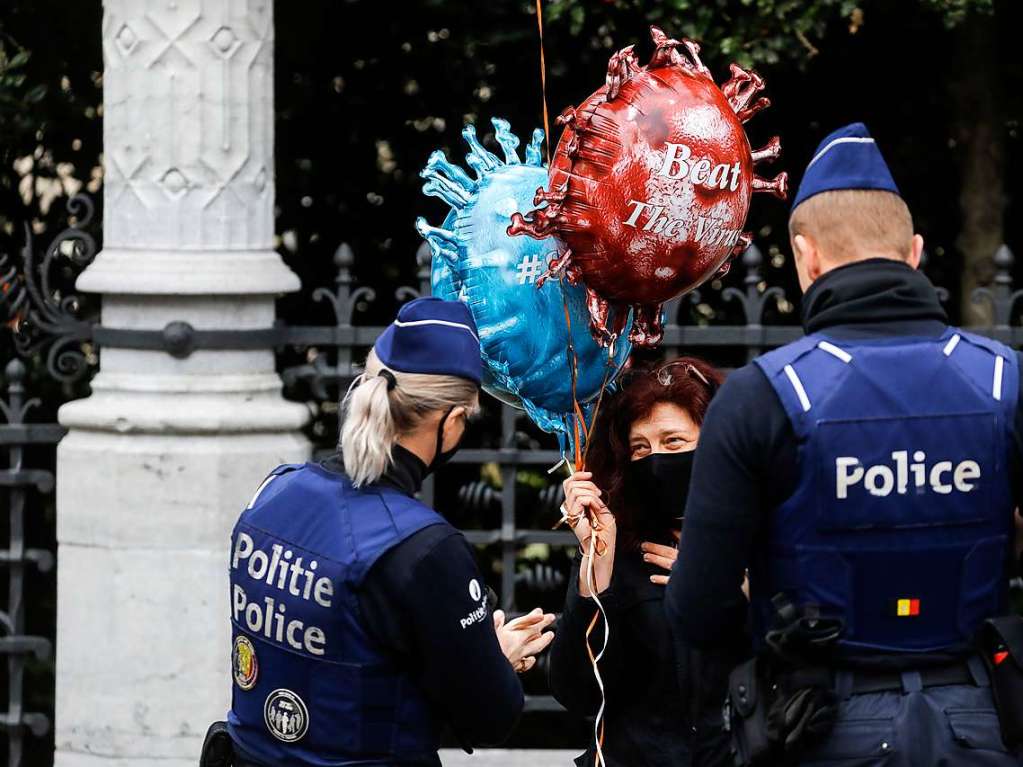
[625,451,696,530]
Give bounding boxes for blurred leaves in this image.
[546,0,994,68]
[0,35,46,157]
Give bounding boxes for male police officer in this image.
[666,123,1023,765]
[202,298,555,766]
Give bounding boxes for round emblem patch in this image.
[232,636,259,691]
[264,688,309,743]
[469,578,482,602]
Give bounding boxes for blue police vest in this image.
[226,462,446,766]
[752,328,1018,654]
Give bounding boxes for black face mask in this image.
[429,407,464,472]
[625,451,695,531]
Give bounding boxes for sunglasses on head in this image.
[619,360,715,391]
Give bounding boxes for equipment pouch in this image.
[199,721,234,767]
[725,657,772,766]
[980,616,1023,750]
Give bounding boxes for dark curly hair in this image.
[585,356,724,549]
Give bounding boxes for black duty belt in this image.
[849,662,976,695]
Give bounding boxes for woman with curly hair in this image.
[548,357,744,767]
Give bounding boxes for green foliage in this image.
[921,0,994,27]
[0,34,46,163]
[545,0,993,68]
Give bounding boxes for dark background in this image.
[2,0,1022,761]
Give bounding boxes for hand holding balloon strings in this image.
[557,279,613,766]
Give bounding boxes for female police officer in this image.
[205,297,556,767]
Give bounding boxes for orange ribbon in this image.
[536,0,552,167]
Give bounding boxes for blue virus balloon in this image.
[416,117,631,442]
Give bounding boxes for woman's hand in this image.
[562,471,617,596]
[641,529,680,586]
[642,529,751,599]
[493,607,556,673]
[641,542,677,586]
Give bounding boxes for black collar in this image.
[801,258,948,337]
[322,444,428,498]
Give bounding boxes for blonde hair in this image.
[340,349,479,488]
[789,190,913,263]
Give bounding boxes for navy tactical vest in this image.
[226,462,445,766]
[752,328,1018,654]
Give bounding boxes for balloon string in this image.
[560,278,584,469]
[581,349,615,467]
[535,0,552,167]
[584,529,610,767]
[558,278,610,767]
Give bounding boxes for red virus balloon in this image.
[509,27,787,347]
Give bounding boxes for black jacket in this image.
[548,541,695,767]
[666,259,1023,660]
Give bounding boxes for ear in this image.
[440,405,468,452]
[443,405,468,437]
[907,234,924,270]
[792,233,822,292]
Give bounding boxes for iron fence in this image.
[2,194,1023,757]
[0,360,57,767]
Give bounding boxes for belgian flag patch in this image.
[890,598,921,617]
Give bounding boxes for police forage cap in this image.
[792,122,901,210]
[374,297,482,385]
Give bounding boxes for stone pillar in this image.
[55,2,309,765]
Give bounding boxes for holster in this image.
[725,598,842,766]
[980,616,1023,750]
[725,657,772,766]
[199,721,234,767]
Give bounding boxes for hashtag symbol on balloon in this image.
[516,254,546,285]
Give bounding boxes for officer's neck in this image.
[381,443,429,497]
[396,433,436,469]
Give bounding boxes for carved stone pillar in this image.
[54,2,309,764]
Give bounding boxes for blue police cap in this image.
[792,122,900,210]
[374,297,482,385]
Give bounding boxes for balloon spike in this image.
[605,44,639,101]
[492,117,522,165]
[560,132,579,160]
[722,63,769,122]
[556,106,577,128]
[525,128,546,167]
[536,248,576,289]
[509,207,559,240]
[731,232,753,256]
[753,172,788,200]
[752,136,782,165]
[648,27,681,69]
[415,216,460,264]
[421,168,472,209]
[421,150,476,200]
[680,39,709,75]
[532,185,567,208]
[649,26,709,76]
[462,124,502,178]
[584,287,614,346]
[628,302,665,348]
[737,97,770,124]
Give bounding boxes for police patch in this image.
[232,636,259,691]
[264,688,309,743]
